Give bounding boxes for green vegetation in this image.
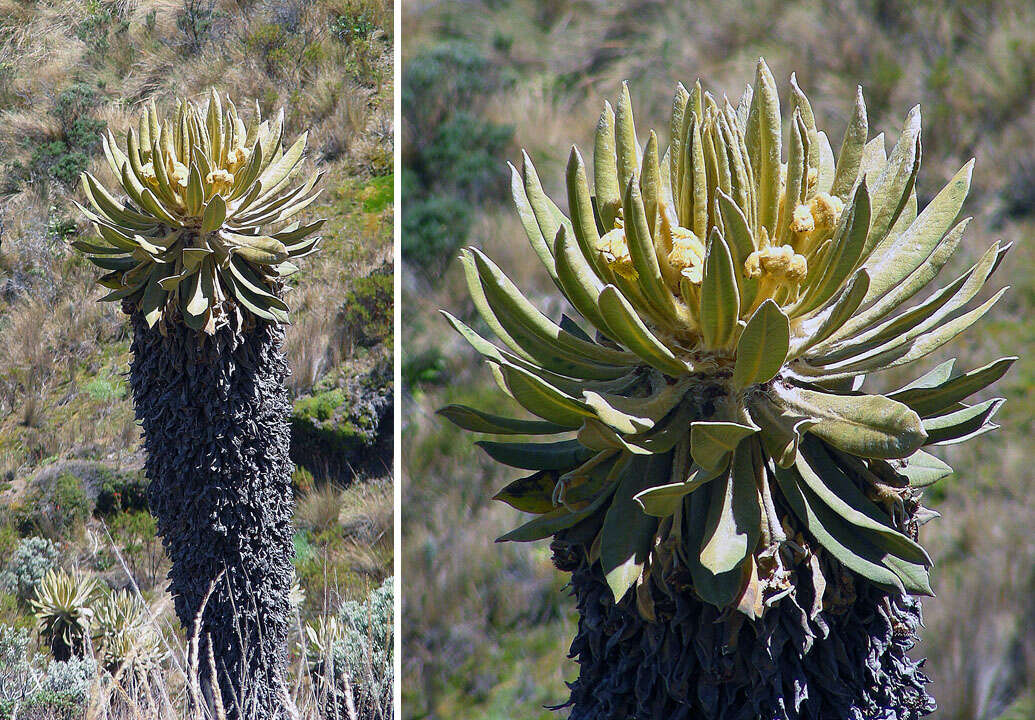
[402,1,1035,718]
[402,41,514,273]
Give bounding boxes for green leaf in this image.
[895,450,954,487]
[597,285,689,376]
[201,195,227,234]
[733,300,789,388]
[582,378,691,435]
[796,180,870,316]
[715,191,759,307]
[832,218,968,345]
[831,86,868,198]
[796,437,930,564]
[497,364,594,428]
[670,84,691,209]
[699,229,740,349]
[552,227,617,339]
[225,233,289,264]
[744,58,782,236]
[699,446,761,574]
[773,464,906,594]
[890,357,1015,417]
[922,397,1003,445]
[521,151,569,266]
[493,470,559,514]
[509,164,559,286]
[771,383,926,459]
[748,394,817,468]
[565,147,606,278]
[793,269,870,356]
[690,421,757,470]
[863,106,921,259]
[685,484,750,608]
[863,160,973,303]
[470,248,634,371]
[185,162,205,216]
[258,131,307,196]
[436,405,570,435]
[623,176,679,324]
[476,439,593,471]
[594,101,621,230]
[893,359,956,392]
[634,464,723,516]
[613,83,641,204]
[138,268,168,328]
[778,111,807,244]
[601,455,664,601]
[226,256,289,310]
[497,457,619,542]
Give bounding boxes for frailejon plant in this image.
[31,569,100,662]
[441,59,1012,719]
[74,90,322,720]
[92,589,165,682]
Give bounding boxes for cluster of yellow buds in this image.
[808,192,844,233]
[788,192,843,237]
[139,157,189,191]
[206,168,235,195]
[169,159,189,189]
[665,227,705,285]
[596,228,636,278]
[227,144,251,171]
[744,243,808,284]
[789,204,815,234]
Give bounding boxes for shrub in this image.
[20,84,105,190]
[19,473,91,539]
[291,465,316,495]
[75,1,128,58]
[0,624,36,704]
[295,388,347,423]
[107,511,161,589]
[402,42,514,273]
[400,194,470,273]
[82,376,125,402]
[94,468,148,517]
[246,22,293,76]
[178,0,220,53]
[0,537,59,602]
[306,577,394,719]
[340,268,393,350]
[331,8,377,45]
[41,657,96,703]
[92,590,164,679]
[401,348,446,390]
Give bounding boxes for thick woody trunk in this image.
[552,531,935,720]
[128,311,295,720]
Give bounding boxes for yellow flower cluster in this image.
[744,244,808,284]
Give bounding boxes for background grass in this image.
[400,1,1035,718]
[0,0,394,716]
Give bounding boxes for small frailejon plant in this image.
[74,90,323,720]
[31,569,101,662]
[441,59,1012,719]
[92,589,165,680]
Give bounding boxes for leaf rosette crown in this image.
[74,90,323,334]
[440,59,1012,616]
